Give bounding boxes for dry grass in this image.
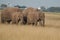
[0,12,60,40]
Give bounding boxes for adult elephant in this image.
[27,9,45,26]
[36,9,45,26]
[23,7,45,26]
[1,7,22,24]
[22,7,36,24]
[37,12,45,26]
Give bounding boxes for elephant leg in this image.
[16,20,19,24]
[19,19,23,24]
[39,19,45,27]
[42,19,45,26]
[39,20,42,26]
[1,18,5,23]
[32,23,34,25]
[23,16,27,24]
[12,20,16,24]
[34,22,37,26]
[1,19,5,23]
[38,18,42,26]
[18,19,20,23]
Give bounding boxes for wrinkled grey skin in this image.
[22,7,35,24]
[22,7,45,26]
[1,10,11,23]
[11,12,23,24]
[1,7,22,24]
[27,10,45,26]
[1,7,45,26]
[36,9,45,26]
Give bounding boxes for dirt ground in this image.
[0,12,60,40]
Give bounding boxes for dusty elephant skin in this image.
[22,7,35,24]
[38,12,45,26]
[35,9,45,26]
[1,7,45,26]
[11,12,23,24]
[22,7,45,26]
[1,10,12,23]
[1,7,22,24]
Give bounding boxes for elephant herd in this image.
[1,7,45,26]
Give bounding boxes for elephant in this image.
[22,7,36,24]
[22,7,45,26]
[36,9,45,26]
[1,10,11,23]
[1,7,22,24]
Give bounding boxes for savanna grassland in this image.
[0,12,60,40]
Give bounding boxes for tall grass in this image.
[0,12,60,40]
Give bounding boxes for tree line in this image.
[0,4,26,10]
[41,6,60,12]
[0,4,60,12]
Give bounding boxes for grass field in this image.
[0,12,60,40]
